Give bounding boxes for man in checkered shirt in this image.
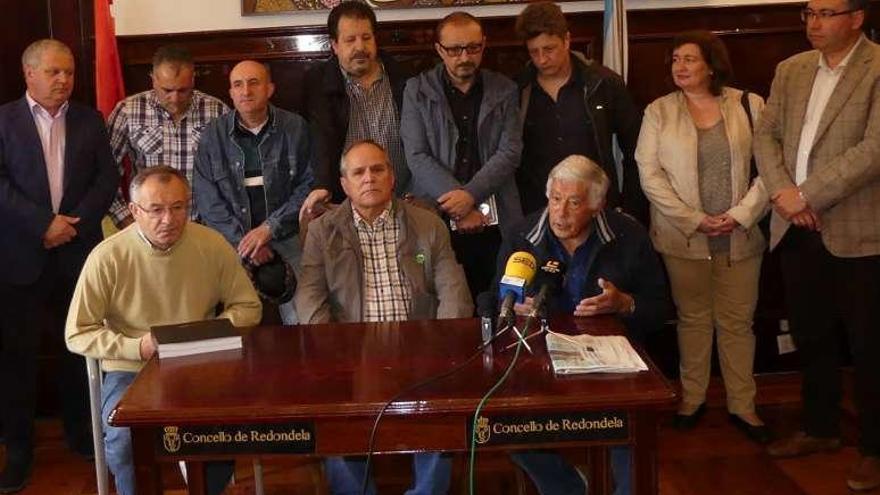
[295,139,472,495]
[106,45,228,228]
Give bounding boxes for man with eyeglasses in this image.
[0,38,118,492]
[66,166,262,495]
[401,11,523,304]
[300,1,412,220]
[754,0,880,490]
[513,2,646,226]
[106,45,228,228]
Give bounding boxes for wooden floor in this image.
[4,371,874,495]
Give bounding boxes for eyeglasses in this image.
[800,7,861,22]
[437,42,484,57]
[133,202,189,219]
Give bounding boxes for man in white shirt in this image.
[755,0,880,490]
[0,38,118,492]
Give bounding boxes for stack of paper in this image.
[545,330,648,374]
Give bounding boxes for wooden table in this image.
[111,316,676,494]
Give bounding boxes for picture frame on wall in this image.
[243,0,538,14]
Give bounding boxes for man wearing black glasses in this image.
[401,11,523,305]
[755,0,880,490]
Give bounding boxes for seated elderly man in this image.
[65,166,262,495]
[496,155,670,495]
[295,140,472,494]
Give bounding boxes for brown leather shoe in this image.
[847,456,880,491]
[766,431,841,458]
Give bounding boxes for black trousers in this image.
[0,253,91,465]
[450,226,502,313]
[778,228,880,456]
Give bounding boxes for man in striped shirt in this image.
[106,45,228,228]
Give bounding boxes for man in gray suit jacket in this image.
[400,12,523,304]
[754,0,880,490]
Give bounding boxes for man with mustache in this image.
[194,60,313,322]
[400,12,523,304]
[106,45,228,228]
[300,1,412,219]
[0,39,118,492]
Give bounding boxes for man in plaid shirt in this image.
[295,140,472,494]
[106,45,228,227]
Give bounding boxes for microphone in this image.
[497,251,537,329]
[522,259,566,336]
[475,291,497,348]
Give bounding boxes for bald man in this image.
[194,60,314,322]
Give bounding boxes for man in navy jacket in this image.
[494,155,669,495]
[0,39,118,492]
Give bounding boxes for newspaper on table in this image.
[545,330,648,374]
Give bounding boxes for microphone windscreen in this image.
[504,251,537,282]
[476,291,497,318]
[533,259,566,294]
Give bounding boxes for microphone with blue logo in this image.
[497,251,537,330]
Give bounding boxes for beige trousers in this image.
[663,254,762,415]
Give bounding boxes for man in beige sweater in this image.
[65,166,262,495]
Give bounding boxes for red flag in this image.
[95,0,131,201]
[94,0,125,119]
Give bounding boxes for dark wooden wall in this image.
[0,0,95,105]
[114,2,878,113]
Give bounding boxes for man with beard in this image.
[300,1,411,218]
[400,12,523,304]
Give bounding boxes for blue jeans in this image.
[510,450,586,495]
[510,446,631,495]
[325,452,452,495]
[101,371,234,495]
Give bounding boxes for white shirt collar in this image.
[25,91,69,119]
[818,35,864,72]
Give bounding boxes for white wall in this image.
[113,0,804,36]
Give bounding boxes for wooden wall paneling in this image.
[0,2,50,103]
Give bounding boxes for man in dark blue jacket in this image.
[495,154,669,495]
[0,38,118,492]
[194,60,313,322]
